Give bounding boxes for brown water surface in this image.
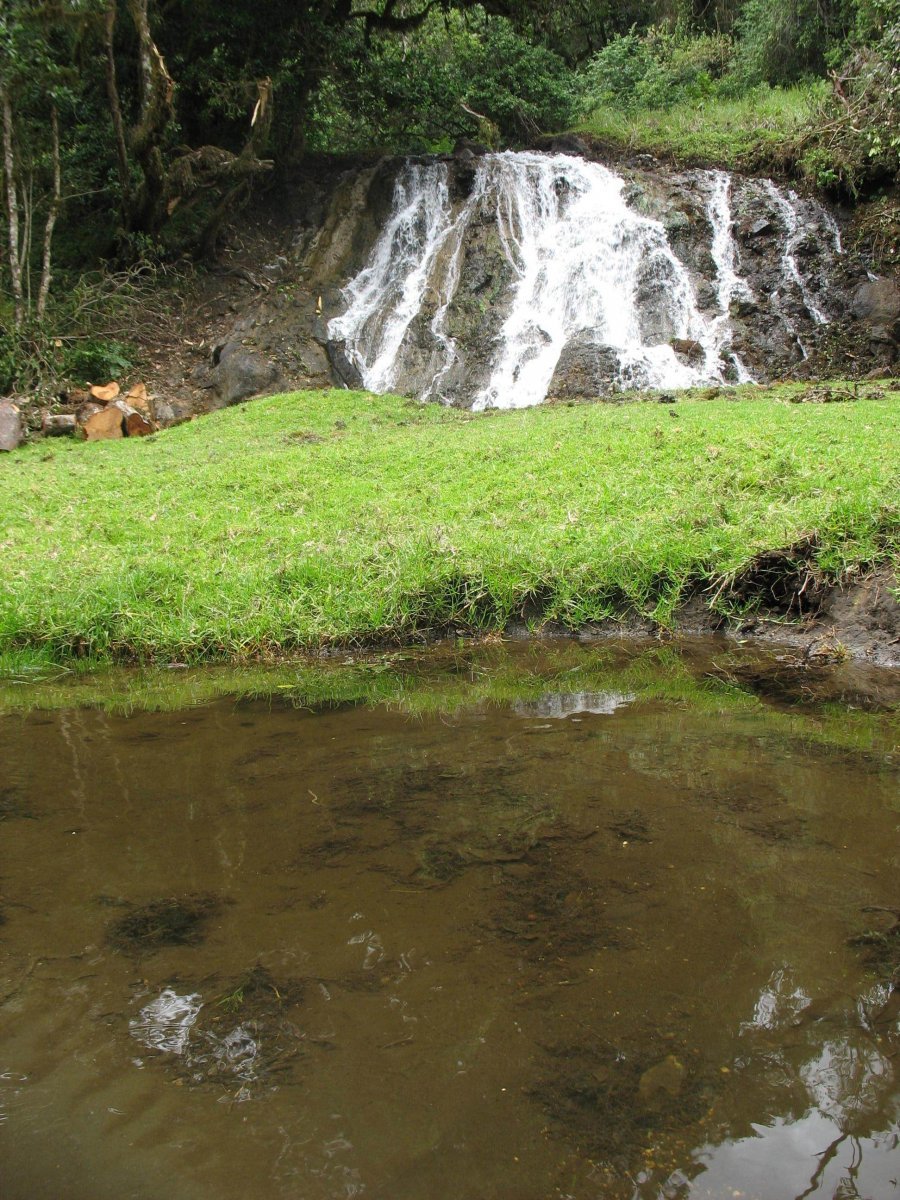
[1,641,898,1200]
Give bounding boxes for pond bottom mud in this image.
[0,641,898,1200]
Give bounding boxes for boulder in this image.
[850,278,900,339]
[547,334,621,400]
[207,342,280,407]
[0,400,23,452]
[325,339,364,389]
[670,337,704,365]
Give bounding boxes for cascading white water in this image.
[705,171,754,384]
[471,153,727,410]
[329,151,842,409]
[764,180,831,326]
[328,163,457,393]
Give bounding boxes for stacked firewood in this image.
[42,381,158,441]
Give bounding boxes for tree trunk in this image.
[0,401,23,452]
[1,87,24,329]
[125,0,175,233]
[104,3,132,218]
[36,106,61,322]
[81,405,126,440]
[114,399,155,436]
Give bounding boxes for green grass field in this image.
[0,385,897,665]
[575,85,816,172]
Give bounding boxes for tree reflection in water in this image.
[644,970,899,1200]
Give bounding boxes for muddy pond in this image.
[1,640,898,1200]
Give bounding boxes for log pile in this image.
[49,380,159,442]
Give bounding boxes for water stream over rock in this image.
[327,151,847,407]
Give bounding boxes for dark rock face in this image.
[547,336,622,400]
[850,278,900,345]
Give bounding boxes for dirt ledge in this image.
[509,568,900,668]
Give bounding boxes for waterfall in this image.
[327,163,457,393]
[764,180,830,326]
[471,153,724,410]
[706,171,754,384]
[328,151,843,409]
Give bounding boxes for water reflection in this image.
[649,972,899,1200]
[0,643,897,1200]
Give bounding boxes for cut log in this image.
[124,382,152,415]
[89,381,121,402]
[82,404,125,440]
[42,412,77,437]
[113,399,155,437]
[76,400,103,424]
[0,401,23,452]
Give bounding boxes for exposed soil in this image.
[562,566,900,668]
[726,565,900,667]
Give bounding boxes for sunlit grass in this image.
[575,84,819,170]
[0,383,897,663]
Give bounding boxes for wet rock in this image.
[638,1054,685,1108]
[746,217,775,238]
[547,334,621,400]
[670,337,703,364]
[729,296,759,318]
[325,339,364,389]
[0,400,23,452]
[850,278,900,338]
[206,342,280,407]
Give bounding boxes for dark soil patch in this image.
[490,856,622,961]
[132,965,308,1094]
[743,814,809,844]
[109,893,225,952]
[719,536,827,620]
[607,810,653,843]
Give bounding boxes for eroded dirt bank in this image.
[516,567,900,668]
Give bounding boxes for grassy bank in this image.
[575,84,816,174]
[0,385,897,665]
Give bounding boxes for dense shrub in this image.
[578,28,734,113]
[732,0,857,84]
[306,10,576,154]
[796,9,899,195]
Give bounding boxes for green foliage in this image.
[577,81,818,170]
[732,0,856,84]
[307,10,576,153]
[578,27,734,113]
[63,338,132,382]
[795,12,900,194]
